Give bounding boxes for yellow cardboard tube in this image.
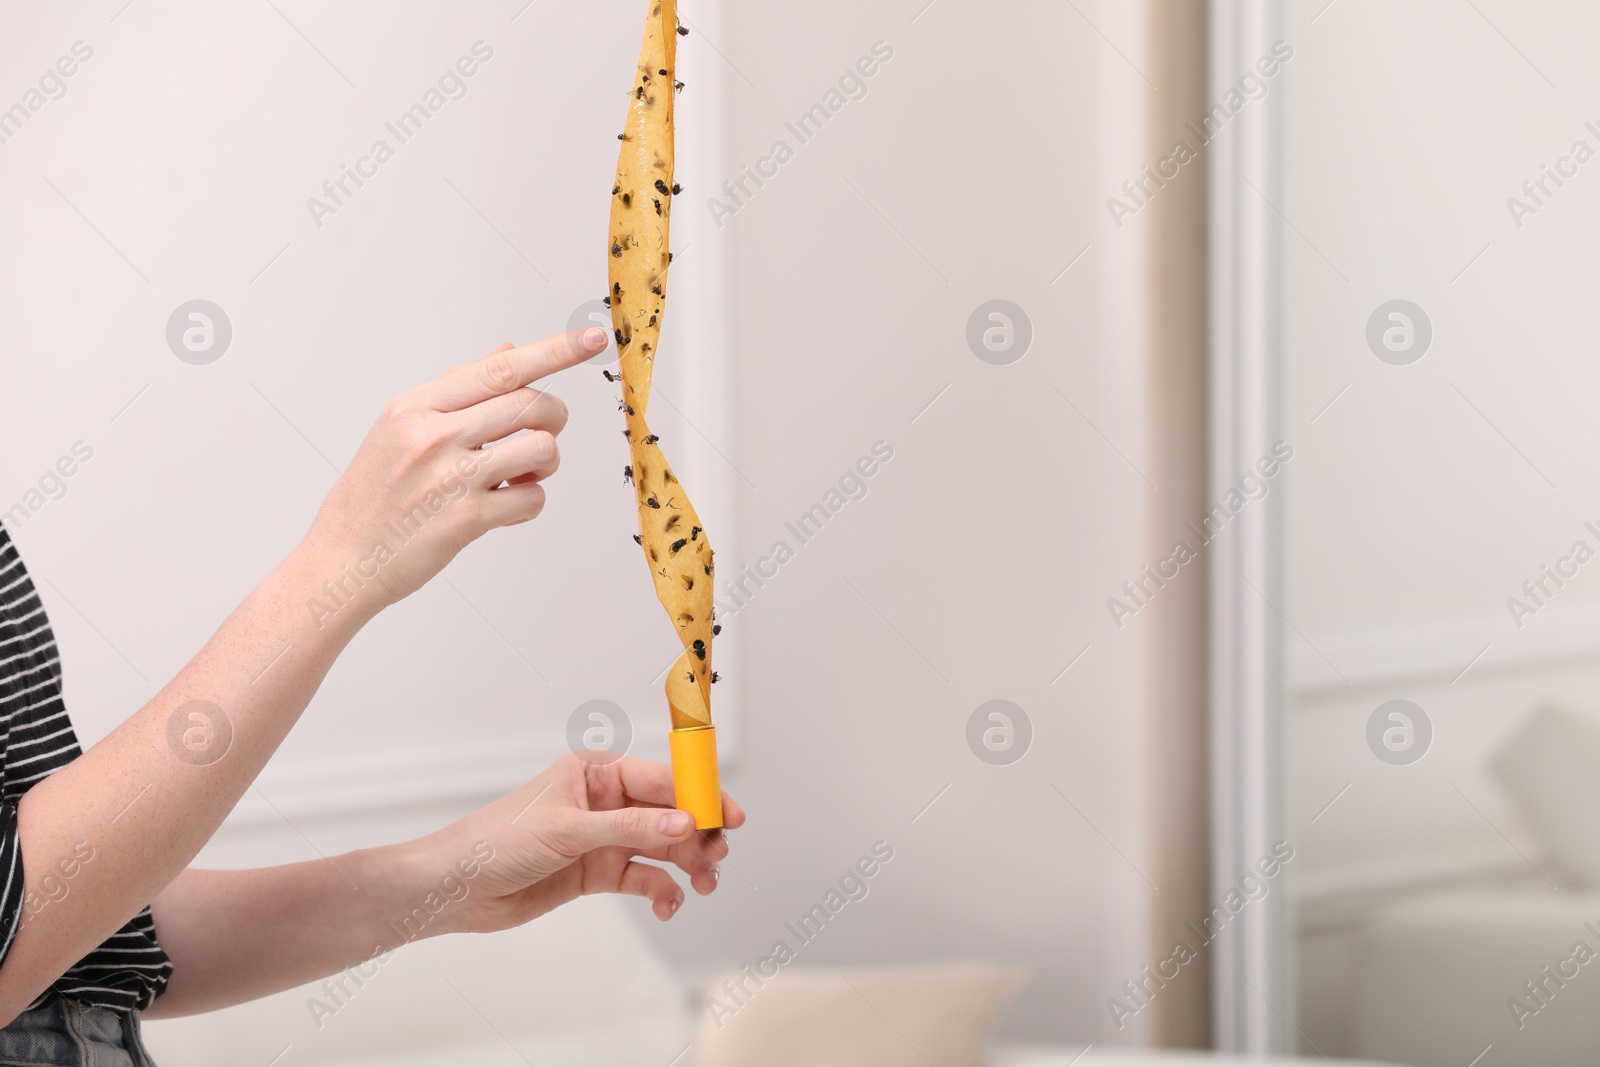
[669,724,723,830]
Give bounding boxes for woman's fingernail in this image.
[660,811,692,836]
[711,867,720,885]
[669,894,683,914]
[583,327,608,349]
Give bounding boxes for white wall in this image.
[0,0,1198,1052]
[663,0,1174,1044]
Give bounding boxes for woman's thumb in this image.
[584,806,695,851]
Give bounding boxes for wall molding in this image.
[1294,844,1534,934]
[224,733,674,830]
[1288,600,1600,697]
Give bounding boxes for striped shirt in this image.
[0,526,171,1013]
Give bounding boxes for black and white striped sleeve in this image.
[0,526,173,1011]
[0,800,23,971]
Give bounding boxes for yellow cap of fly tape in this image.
[668,723,723,830]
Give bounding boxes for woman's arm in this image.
[142,847,427,1018]
[143,755,743,1018]
[0,330,605,1025]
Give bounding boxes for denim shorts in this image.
[0,996,157,1067]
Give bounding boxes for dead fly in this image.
[622,465,634,485]
[670,538,688,554]
[646,495,661,509]
[642,434,660,445]
[692,639,706,660]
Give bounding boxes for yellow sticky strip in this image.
[669,724,723,830]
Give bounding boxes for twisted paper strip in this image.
[609,0,714,733]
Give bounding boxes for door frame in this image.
[1207,0,1291,1052]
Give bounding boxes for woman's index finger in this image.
[427,328,605,411]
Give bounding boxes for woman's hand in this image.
[414,755,746,929]
[299,328,607,614]
[143,754,744,1018]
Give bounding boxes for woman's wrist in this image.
[277,537,390,639]
[360,834,497,947]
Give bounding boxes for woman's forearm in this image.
[0,542,379,1024]
[144,841,442,1018]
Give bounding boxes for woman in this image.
[0,327,743,1064]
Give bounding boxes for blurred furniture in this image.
[1298,706,1600,1064]
[686,961,1027,1067]
[995,1052,1395,1067]
[1348,890,1600,1067]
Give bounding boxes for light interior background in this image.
[0,0,1214,1058]
[1277,0,1600,1061]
